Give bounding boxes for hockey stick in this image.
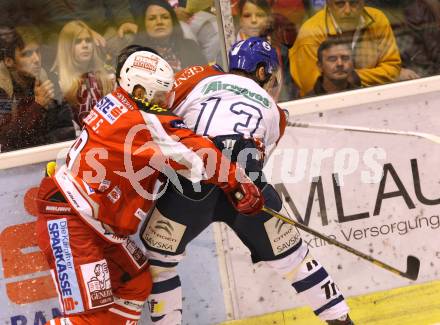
[287,121,440,144]
[262,206,420,280]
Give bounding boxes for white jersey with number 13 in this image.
[173,73,281,147]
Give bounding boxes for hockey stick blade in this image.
[404,255,420,281]
[262,206,421,281]
[287,121,440,144]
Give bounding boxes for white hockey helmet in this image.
[117,45,175,106]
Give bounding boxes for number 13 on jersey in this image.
[194,97,263,137]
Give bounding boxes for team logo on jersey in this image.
[95,95,128,125]
[98,179,111,192]
[133,55,158,73]
[123,238,148,268]
[107,186,122,203]
[264,217,301,255]
[82,180,95,195]
[134,208,147,220]
[47,219,84,314]
[80,260,113,309]
[141,212,186,253]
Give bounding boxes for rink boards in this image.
[1,77,440,324]
[0,162,227,324]
[222,279,440,324]
[214,84,440,324]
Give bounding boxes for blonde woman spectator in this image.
[52,20,114,127]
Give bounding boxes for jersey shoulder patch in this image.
[94,94,129,125]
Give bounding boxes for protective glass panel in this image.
[228,0,440,101]
[0,0,224,153]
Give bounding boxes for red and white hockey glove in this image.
[219,168,264,215]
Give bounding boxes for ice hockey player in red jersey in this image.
[35,45,264,325]
[140,38,353,324]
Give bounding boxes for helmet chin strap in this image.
[132,95,169,113]
[133,95,153,110]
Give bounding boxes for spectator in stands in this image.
[0,25,15,44]
[0,26,75,152]
[308,37,361,95]
[0,0,138,70]
[270,12,299,101]
[365,0,440,80]
[133,0,207,71]
[51,20,115,128]
[236,0,298,101]
[235,0,299,48]
[289,0,401,96]
[236,0,272,41]
[46,0,138,45]
[176,0,220,63]
[189,10,219,63]
[232,0,306,24]
[399,0,440,79]
[0,1,52,42]
[304,0,327,15]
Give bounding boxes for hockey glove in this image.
[219,168,264,215]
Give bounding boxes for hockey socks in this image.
[290,254,349,320]
[148,264,183,325]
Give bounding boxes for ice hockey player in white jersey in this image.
[140,37,354,325]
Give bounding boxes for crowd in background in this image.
[0,0,439,152]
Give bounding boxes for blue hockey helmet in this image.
[228,37,279,76]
